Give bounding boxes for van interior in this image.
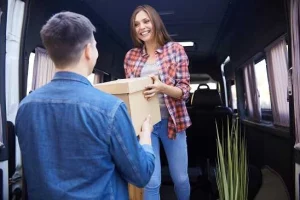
[0,0,297,199]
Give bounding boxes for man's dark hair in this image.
[40,11,96,67]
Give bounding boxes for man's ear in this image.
[84,43,92,60]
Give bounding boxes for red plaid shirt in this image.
[124,42,192,138]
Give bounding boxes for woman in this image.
[124,5,191,200]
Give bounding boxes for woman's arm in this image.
[144,44,191,100]
[144,75,183,100]
[173,44,191,101]
[124,51,132,78]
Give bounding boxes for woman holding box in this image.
[124,5,191,200]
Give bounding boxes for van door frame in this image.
[0,0,9,199]
[0,0,9,161]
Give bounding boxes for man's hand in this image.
[139,115,153,145]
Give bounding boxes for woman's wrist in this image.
[159,82,167,93]
[160,83,183,99]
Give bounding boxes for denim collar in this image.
[52,71,91,86]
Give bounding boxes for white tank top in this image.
[140,62,169,119]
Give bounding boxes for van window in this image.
[26,52,35,95]
[87,73,95,84]
[254,59,271,110]
[231,84,237,110]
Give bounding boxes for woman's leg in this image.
[143,122,162,200]
[160,121,190,200]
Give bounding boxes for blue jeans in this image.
[143,119,190,200]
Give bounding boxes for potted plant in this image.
[215,117,248,200]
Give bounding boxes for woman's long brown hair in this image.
[130,5,172,48]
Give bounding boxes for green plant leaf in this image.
[215,117,248,200]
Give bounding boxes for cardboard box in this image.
[95,77,159,200]
[128,184,143,200]
[94,77,161,136]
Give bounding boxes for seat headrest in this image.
[191,89,222,108]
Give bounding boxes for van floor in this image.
[254,166,290,200]
[160,166,210,200]
[160,166,290,200]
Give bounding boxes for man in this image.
[16,11,155,200]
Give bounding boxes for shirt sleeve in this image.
[124,51,131,79]
[109,102,155,187]
[174,44,191,101]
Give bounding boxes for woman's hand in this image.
[144,75,164,100]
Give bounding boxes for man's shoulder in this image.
[18,87,46,107]
[91,87,122,104]
[77,86,124,114]
[20,84,124,115]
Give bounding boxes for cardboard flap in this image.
[94,76,161,136]
[94,77,153,94]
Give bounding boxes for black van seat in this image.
[187,84,233,167]
[192,87,222,109]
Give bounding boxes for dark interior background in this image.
[20,0,128,99]
[18,0,294,198]
[21,0,288,82]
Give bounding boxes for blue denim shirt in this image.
[16,72,155,200]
